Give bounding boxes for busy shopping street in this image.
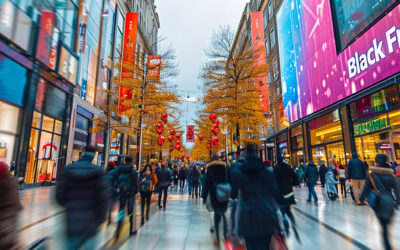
[1,0,400,249]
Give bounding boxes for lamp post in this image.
[137,52,149,169]
[223,129,229,165]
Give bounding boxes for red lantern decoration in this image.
[156,124,164,134]
[168,135,174,141]
[212,136,219,146]
[206,144,211,149]
[176,139,181,144]
[170,145,174,151]
[179,156,183,160]
[180,149,183,152]
[209,113,218,123]
[186,154,190,159]
[198,134,204,141]
[213,127,220,135]
[175,143,181,151]
[176,132,182,138]
[157,136,165,146]
[169,129,175,135]
[215,119,220,126]
[161,114,168,124]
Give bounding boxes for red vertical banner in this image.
[119,13,138,114]
[186,125,195,142]
[36,11,54,66]
[251,12,269,113]
[146,55,161,81]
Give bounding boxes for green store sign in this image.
[354,117,389,136]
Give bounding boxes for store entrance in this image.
[312,141,345,167]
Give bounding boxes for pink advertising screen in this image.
[277,1,400,123]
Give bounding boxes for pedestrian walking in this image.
[172,165,179,188]
[348,153,369,205]
[109,156,138,238]
[56,147,111,250]
[203,155,230,246]
[0,161,23,250]
[179,166,186,190]
[273,157,300,239]
[186,165,194,196]
[231,144,280,250]
[295,162,305,187]
[319,163,328,187]
[360,154,400,250]
[229,157,245,236]
[326,167,340,200]
[106,161,118,225]
[140,165,158,225]
[157,164,171,210]
[338,164,347,198]
[304,161,319,204]
[191,165,202,198]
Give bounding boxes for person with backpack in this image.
[109,156,138,238]
[191,165,202,199]
[360,154,400,250]
[140,165,158,225]
[231,144,280,249]
[203,155,230,246]
[56,147,111,249]
[157,164,171,210]
[273,156,300,240]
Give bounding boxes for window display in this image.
[0,101,20,166]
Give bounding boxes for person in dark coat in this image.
[106,161,118,225]
[203,155,230,245]
[319,163,328,187]
[156,164,171,209]
[360,154,400,250]
[274,157,299,239]
[56,148,111,249]
[179,167,186,190]
[186,165,194,196]
[172,165,178,188]
[348,153,369,205]
[191,166,202,198]
[0,162,22,250]
[304,161,319,204]
[231,145,280,250]
[109,156,138,237]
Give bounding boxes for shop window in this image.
[0,101,20,165]
[355,134,383,166]
[42,116,54,132]
[31,111,42,128]
[0,54,28,106]
[54,120,63,134]
[309,110,342,145]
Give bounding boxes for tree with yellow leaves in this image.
[200,26,271,152]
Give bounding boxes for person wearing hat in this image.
[360,154,400,250]
[0,161,22,249]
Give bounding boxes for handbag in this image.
[367,173,394,222]
[210,166,232,203]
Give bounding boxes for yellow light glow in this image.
[315,126,342,137]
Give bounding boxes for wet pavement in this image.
[16,185,400,249]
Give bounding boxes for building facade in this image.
[0,0,159,186]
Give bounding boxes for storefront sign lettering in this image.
[354,117,389,136]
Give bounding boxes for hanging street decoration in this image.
[156,123,164,134]
[158,136,165,146]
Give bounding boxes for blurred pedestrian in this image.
[326,167,340,200]
[157,164,171,210]
[360,154,400,250]
[110,156,138,237]
[191,165,202,199]
[274,157,299,239]
[56,147,111,250]
[264,160,273,172]
[304,161,319,204]
[172,165,178,188]
[186,165,194,196]
[338,164,347,198]
[203,155,230,246]
[140,165,158,225]
[319,162,328,187]
[106,161,118,225]
[348,153,369,205]
[179,166,186,190]
[295,162,305,187]
[231,144,280,249]
[0,161,22,250]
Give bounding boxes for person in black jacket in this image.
[348,153,369,205]
[274,157,299,239]
[203,155,230,245]
[157,164,171,210]
[179,167,186,190]
[319,163,328,187]
[191,166,202,198]
[56,148,111,249]
[109,156,138,237]
[360,154,400,250]
[304,161,319,204]
[172,165,179,188]
[231,145,279,250]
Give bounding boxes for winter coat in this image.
[360,166,400,207]
[231,153,279,238]
[186,167,193,181]
[139,172,158,193]
[347,158,368,180]
[304,162,319,184]
[56,153,111,237]
[0,171,23,249]
[319,164,328,179]
[326,170,340,195]
[173,169,178,180]
[179,168,186,180]
[203,161,230,211]
[191,168,201,184]
[109,164,138,197]
[157,167,171,188]
[274,161,297,205]
[296,165,304,180]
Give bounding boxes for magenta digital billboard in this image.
[277,1,400,123]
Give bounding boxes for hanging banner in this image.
[251,12,269,113]
[186,125,195,143]
[119,13,138,114]
[36,11,54,66]
[146,55,161,81]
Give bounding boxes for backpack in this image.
[140,175,151,192]
[118,171,133,196]
[367,173,394,222]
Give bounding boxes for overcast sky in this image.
[155,0,249,132]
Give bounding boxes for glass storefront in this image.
[0,101,21,166]
[276,132,289,161]
[309,110,346,166]
[290,125,304,166]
